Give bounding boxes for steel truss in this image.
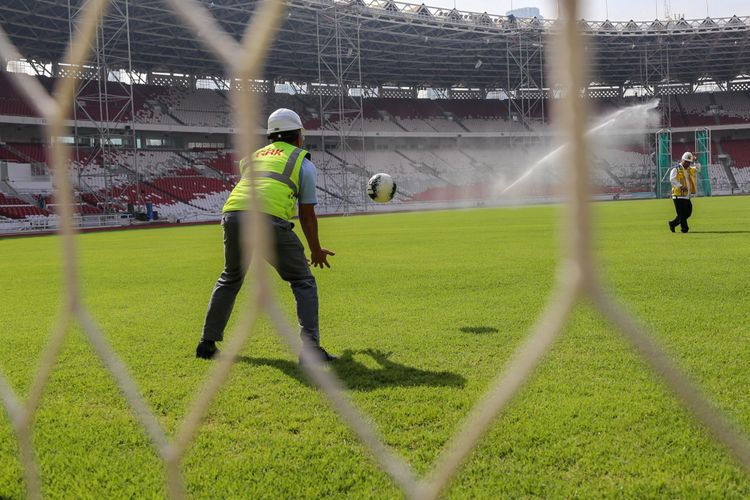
[67,0,140,214]
[505,29,545,129]
[315,4,369,214]
[502,26,547,173]
[2,2,748,102]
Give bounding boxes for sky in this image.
[419,0,750,21]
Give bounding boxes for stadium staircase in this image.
[316,184,349,204]
[214,89,229,102]
[712,140,740,190]
[175,151,224,180]
[320,150,370,177]
[14,192,39,207]
[394,149,452,184]
[390,181,414,200]
[446,112,471,132]
[0,181,44,214]
[413,117,440,132]
[0,143,44,164]
[458,149,478,164]
[457,148,492,173]
[702,102,741,190]
[0,178,21,198]
[378,111,409,132]
[193,162,225,180]
[597,159,627,190]
[109,161,211,212]
[143,180,210,212]
[190,150,236,178]
[166,110,186,126]
[432,102,471,132]
[149,86,188,126]
[42,194,102,215]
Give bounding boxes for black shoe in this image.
[681,228,689,233]
[299,346,337,365]
[668,221,676,233]
[196,340,219,359]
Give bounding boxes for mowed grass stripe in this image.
[0,196,748,497]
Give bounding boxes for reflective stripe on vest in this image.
[222,142,308,219]
[256,147,304,196]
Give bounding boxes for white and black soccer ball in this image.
[367,173,396,203]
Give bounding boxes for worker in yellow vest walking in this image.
[668,151,700,234]
[196,108,336,364]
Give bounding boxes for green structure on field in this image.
[655,128,712,198]
[655,130,672,198]
[694,128,712,196]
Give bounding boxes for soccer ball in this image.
[367,173,396,203]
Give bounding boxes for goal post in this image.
[694,128,712,196]
[655,129,672,198]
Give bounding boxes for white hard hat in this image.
[681,152,694,163]
[267,108,303,134]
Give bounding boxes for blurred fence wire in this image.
[0,0,749,498]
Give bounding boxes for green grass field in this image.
[1,196,749,498]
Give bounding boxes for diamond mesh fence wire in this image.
[0,0,749,498]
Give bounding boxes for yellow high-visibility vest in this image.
[672,165,697,198]
[223,141,308,220]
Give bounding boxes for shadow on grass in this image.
[459,326,498,334]
[688,231,750,234]
[236,355,309,386]
[237,348,465,391]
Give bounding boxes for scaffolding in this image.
[67,0,140,214]
[314,3,369,215]
[505,28,546,131]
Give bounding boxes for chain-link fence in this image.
[1,0,749,498]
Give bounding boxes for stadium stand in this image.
[41,194,102,215]
[719,139,750,165]
[2,74,750,134]
[193,150,237,177]
[150,176,232,211]
[0,192,50,219]
[733,165,750,186]
[2,71,750,228]
[0,143,47,163]
[0,72,44,118]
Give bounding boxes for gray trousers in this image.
[202,211,320,346]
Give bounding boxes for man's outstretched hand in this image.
[310,248,335,268]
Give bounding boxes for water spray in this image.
[494,99,661,198]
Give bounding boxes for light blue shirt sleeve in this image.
[298,158,318,205]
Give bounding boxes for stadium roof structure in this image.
[2,0,750,90]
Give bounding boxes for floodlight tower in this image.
[67,0,140,214]
[315,2,369,215]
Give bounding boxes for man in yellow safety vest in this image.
[196,108,336,364]
[668,151,700,234]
